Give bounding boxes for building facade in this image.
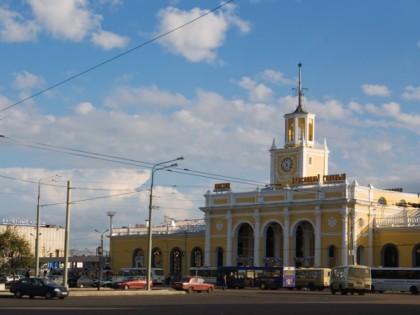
[0,219,65,261]
[110,65,420,276]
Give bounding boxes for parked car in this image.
[172,276,215,293]
[9,277,68,299]
[111,276,152,290]
[0,274,24,288]
[0,274,23,283]
[93,276,113,288]
[76,276,96,288]
[67,275,81,288]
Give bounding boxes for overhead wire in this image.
[0,0,234,114]
[1,135,270,187]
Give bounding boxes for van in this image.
[330,265,371,295]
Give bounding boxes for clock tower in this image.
[270,63,329,187]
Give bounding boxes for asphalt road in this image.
[1,288,420,315]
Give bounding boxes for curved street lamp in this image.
[146,157,184,290]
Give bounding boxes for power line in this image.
[1,135,269,187]
[0,0,234,114]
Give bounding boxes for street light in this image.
[95,229,109,291]
[35,174,62,277]
[146,157,184,290]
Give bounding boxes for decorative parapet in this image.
[111,218,205,236]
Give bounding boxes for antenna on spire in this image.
[293,63,308,113]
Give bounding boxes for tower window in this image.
[309,157,313,165]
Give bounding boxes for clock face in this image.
[280,157,293,172]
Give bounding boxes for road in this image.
[1,288,420,315]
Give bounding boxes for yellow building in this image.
[110,64,420,277]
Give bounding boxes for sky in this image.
[0,0,419,252]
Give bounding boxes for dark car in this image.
[93,276,113,288]
[172,276,215,293]
[76,276,96,288]
[67,275,81,288]
[10,277,69,299]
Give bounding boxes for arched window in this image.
[378,197,387,205]
[216,247,224,267]
[327,245,337,268]
[191,247,203,267]
[170,248,182,278]
[413,244,420,267]
[357,246,365,265]
[152,247,162,268]
[382,244,398,267]
[132,248,144,268]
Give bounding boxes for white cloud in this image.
[260,69,295,85]
[75,102,95,115]
[12,71,44,91]
[155,5,250,63]
[91,30,129,50]
[402,86,420,100]
[104,85,189,110]
[0,7,40,42]
[361,84,390,97]
[29,0,101,41]
[348,101,364,114]
[237,76,273,102]
[0,0,126,50]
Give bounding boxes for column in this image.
[253,209,260,266]
[368,207,373,266]
[314,207,321,267]
[226,211,233,266]
[204,214,211,267]
[283,208,290,266]
[341,207,349,265]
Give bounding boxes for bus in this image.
[119,267,165,285]
[295,267,331,291]
[370,267,420,295]
[330,265,371,295]
[188,267,218,284]
[217,266,296,290]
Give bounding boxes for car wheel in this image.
[207,287,213,293]
[124,284,129,290]
[45,292,53,300]
[187,287,193,294]
[14,290,23,298]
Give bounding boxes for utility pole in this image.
[63,181,71,289]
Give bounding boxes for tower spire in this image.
[294,63,307,113]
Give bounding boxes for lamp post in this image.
[106,211,116,269]
[146,157,184,290]
[35,174,62,277]
[95,229,109,291]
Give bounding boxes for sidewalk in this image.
[1,286,184,297]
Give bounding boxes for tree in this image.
[0,226,33,276]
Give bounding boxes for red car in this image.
[172,276,215,293]
[112,277,153,290]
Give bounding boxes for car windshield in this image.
[179,277,191,282]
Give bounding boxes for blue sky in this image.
[0,0,419,251]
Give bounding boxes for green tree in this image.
[0,226,33,276]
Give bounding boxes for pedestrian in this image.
[25,270,30,278]
[223,274,227,290]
